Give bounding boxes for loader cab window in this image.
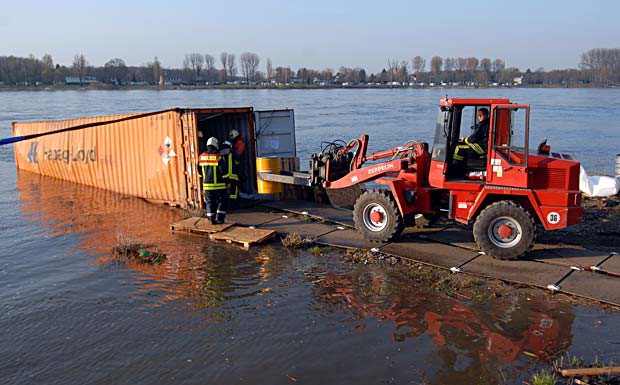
[458,106,476,139]
[492,106,529,166]
[431,107,452,162]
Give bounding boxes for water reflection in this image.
[16,170,290,312]
[16,170,577,384]
[315,267,574,384]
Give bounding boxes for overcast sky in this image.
[1,0,618,73]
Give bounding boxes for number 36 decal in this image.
[547,212,561,224]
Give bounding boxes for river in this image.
[0,89,619,385]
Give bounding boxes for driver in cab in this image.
[453,107,489,163]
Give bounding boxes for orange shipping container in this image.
[12,107,296,208]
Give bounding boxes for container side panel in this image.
[254,109,296,158]
[12,111,186,206]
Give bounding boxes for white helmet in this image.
[222,140,232,147]
[206,137,219,148]
[229,129,240,140]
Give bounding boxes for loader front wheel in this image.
[473,201,535,260]
[354,189,404,242]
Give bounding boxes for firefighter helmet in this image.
[206,137,219,148]
[229,129,240,140]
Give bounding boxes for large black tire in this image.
[473,201,536,260]
[353,189,404,242]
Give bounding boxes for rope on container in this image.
[0,108,181,146]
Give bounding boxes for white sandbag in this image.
[591,176,620,197]
[579,166,593,196]
[580,166,620,197]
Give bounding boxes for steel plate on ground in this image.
[557,270,620,306]
[419,226,478,251]
[380,239,481,269]
[227,208,284,227]
[526,245,611,269]
[260,217,337,238]
[464,255,571,288]
[264,200,355,227]
[598,254,620,274]
[315,228,388,250]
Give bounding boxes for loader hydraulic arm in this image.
[324,137,427,189]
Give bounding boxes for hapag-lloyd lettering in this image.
[42,146,97,165]
[367,163,394,174]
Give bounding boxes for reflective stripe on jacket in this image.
[199,150,228,191]
[220,148,239,181]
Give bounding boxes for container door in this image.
[254,109,296,157]
[180,111,202,208]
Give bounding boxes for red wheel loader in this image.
[264,98,583,260]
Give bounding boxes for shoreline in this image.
[0,84,617,92]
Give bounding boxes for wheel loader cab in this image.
[428,98,511,188]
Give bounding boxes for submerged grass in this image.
[281,233,316,249]
[111,230,167,265]
[530,370,556,385]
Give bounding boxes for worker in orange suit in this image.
[229,129,246,203]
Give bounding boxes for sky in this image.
[1,0,619,73]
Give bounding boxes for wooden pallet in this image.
[209,226,276,250]
[170,217,234,234]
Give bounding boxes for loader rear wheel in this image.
[473,201,535,260]
[353,189,404,242]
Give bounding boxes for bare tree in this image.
[492,59,506,73]
[204,54,215,82]
[444,58,455,72]
[103,58,127,84]
[480,58,492,73]
[456,58,467,71]
[184,53,204,82]
[72,54,88,86]
[226,53,237,80]
[397,60,409,83]
[412,56,426,75]
[41,54,54,84]
[275,66,291,83]
[153,56,162,85]
[320,68,333,83]
[387,59,400,82]
[580,48,620,84]
[465,57,479,72]
[240,52,260,82]
[266,58,274,81]
[430,56,443,80]
[220,52,228,82]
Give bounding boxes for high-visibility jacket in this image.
[199,149,228,191]
[220,147,239,182]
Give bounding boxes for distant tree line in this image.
[0,48,618,87]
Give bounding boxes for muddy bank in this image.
[538,197,620,252]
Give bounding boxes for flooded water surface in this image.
[1,89,620,385]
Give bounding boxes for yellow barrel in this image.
[256,157,282,194]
